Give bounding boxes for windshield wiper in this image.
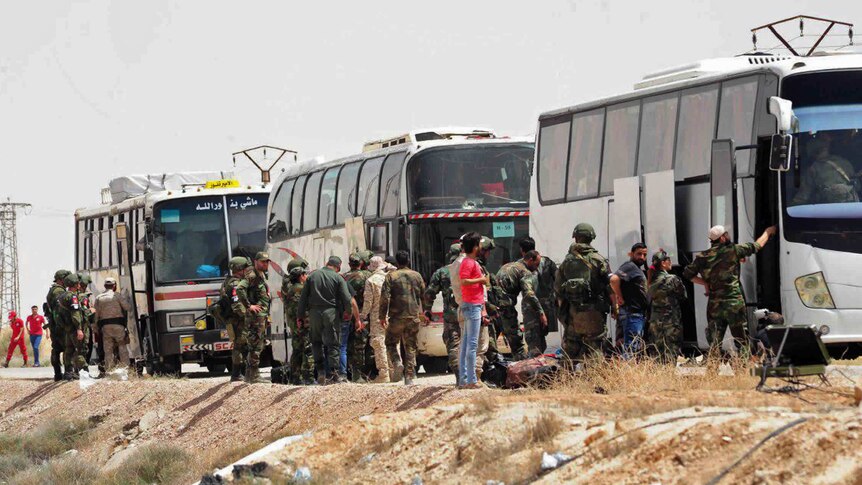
[481,192,524,203]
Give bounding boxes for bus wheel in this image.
[206,363,228,375]
[420,356,449,375]
[270,362,288,384]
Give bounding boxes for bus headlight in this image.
[794,272,835,309]
[195,319,207,331]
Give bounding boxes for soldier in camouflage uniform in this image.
[423,244,462,374]
[496,251,546,361]
[792,132,861,205]
[77,274,98,374]
[283,259,313,384]
[56,273,86,379]
[683,225,777,358]
[244,252,272,383]
[343,253,372,382]
[45,270,71,381]
[476,238,501,371]
[379,250,427,385]
[220,257,252,382]
[554,223,612,366]
[520,237,556,357]
[647,250,687,363]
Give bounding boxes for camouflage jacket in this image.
[423,266,458,323]
[245,268,271,317]
[343,269,372,311]
[535,256,557,303]
[57,290,85,331]
[379,268,426,321]
[554,242,611,311]
[648,270,687,325]
[219,275,251,320]
[683,241,760,301]
[792,155,860,205]
[283,281,305,331]
[80,292,95,327]
[478,259,502,319]
[496,260,544,315]
[45,283,65,332]
[361,269,386,324]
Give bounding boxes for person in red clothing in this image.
[26,306,45,367]
[3,311,28,368]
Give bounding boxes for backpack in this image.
[505,355,560,388]
[560,252,595,306]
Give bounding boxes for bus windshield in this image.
[412,219,529,281]
[407,143,533,212]
[227,194,269,260]
[154,196,229,283]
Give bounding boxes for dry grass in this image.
[582,430,648,467]
[100,444,190,485]
[365,424,417,455]
[526,411,565,444]
[471,394,498,415]
[0,419,94,462]
[8,456,100,485]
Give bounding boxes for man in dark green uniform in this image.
[244,252,271,383]
[683,224,777,358]
[298,256,354,384]
[343,253,372,382]
[219,256,252,382]
[519,237,557,356]
[45,269,71,381]
[423,244,462,374]
[554,223,612,367]
[56,273,86,379]
[77,273,98,374]
[497,251,546,360]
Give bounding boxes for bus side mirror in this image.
[769,134,793,172]
[768,96,794,133]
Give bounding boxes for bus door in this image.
[711,139,741,348]
[610,176,642,339]
[368,221,392,257]
[115,222,144,361]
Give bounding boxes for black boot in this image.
[230,363,244,382]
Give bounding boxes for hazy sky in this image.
[1,1,859,312]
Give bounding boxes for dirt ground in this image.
[1,367,860,485]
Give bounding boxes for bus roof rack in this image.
[362,127,496,152]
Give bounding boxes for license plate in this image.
[180,335,194,346]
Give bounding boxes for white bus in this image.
[532,53,862,355]
[75,173,272,374]
[265,128,534,375]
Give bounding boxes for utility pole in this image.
[0,199,31,324]
[232,145,298,185]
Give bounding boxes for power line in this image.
[0,198,31,321]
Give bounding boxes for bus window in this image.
[303,171,323,233]
[637,92,679,175]
[153,196,228,282]
[566,109,604,199]
[675,83,719,180]
[538,118,570,204]
[718,76,758,151]
[268,178,294,242]
[319,167,340,228]
[77,220,85,270]
[228,194,268,260]
[291,175,307,235]
[109,215,116,267]
[357,156,384,218]
[100,217,110,268]
[335,162,361,224]
[136,208,145,262]
[600,101,640,194]
[380,152,406,218]
[407,144,533,211]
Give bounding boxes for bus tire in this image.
[206,363,228,375]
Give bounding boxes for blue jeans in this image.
[620,309,646,359]
[459,303,482,386]
[30,335,42,365]
[339,321,350,375]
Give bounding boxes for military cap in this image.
[254,251,270,261]
[359,250,374,265]
[54,269,72,281]
[77,273,92,285]
[63,273,80,287]
[348,252,362,265]
[572,223,596,240]
[287,257,309,271]
[448,243,462,257]
[651,250,670,267]
[480,237,496,250]
[289,266,307,279]
[229,256,251,271]
[105,277,117,285]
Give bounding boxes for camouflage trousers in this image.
[246,317,266,369]
[347,326,369,381]
[707,298,749,356]
[441,317,461,374]
[369,318,389,378]
[50,327,65,376]
[498,306,526,360]
[522,306,547,358]
[226,319,248,368]
[648,318,682,364]
[561,309,606,366]
[386,317,420,380]
[63,326,88,372]
[289,321,314,382]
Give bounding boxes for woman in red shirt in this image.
[3,311,28,368]
[26,306,45,367]
[458,232,490,388]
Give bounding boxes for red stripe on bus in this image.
[154,290,211,301]
[407,211,529,220]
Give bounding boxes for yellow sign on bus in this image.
[205,179,241,189]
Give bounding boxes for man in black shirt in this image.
[610,243,649,358]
